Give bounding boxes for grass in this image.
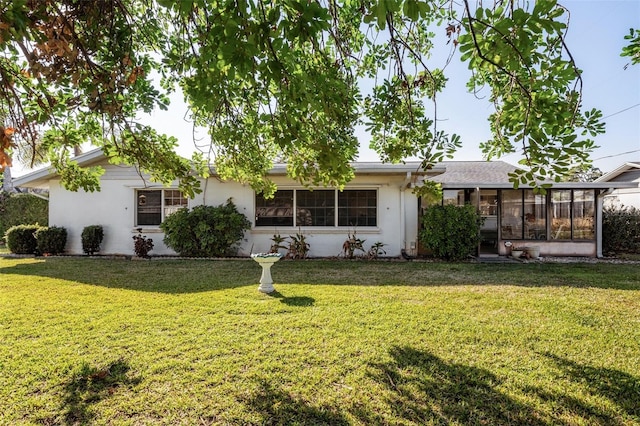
[1,257,639,425]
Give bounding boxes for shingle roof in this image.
[430,161,518,185]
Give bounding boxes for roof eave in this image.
[596,162,640,182]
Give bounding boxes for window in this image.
[297,190,335,226]
[443,190,466,206]
[255,190,294,226]
[478,190,498,216]
[501,190,523,239]
[551,190,572,239]
[136,189,188,226]
[255,189,377,227]
[524,190,546,239]
[338,190,377,226]
[499,189,594,241]
[573,190,595,240]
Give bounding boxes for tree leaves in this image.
[0,0,606,196]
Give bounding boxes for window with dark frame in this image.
[254,189,377,227]
[338,190,377,227]
[255,190,294,226]
[296,190,335,226]
[498,189,595,241]
[136,189,188,226]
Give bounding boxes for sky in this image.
[13,0,640,176]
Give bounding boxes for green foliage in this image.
[269,234,288,254]
[160,200,250,257]
[5,224,42,254]
[132,228,154,259]
[420,204,484,260]
[268,232,310,259]
[602,205,640,255]
[2,257,639,424]
[342,231,366,259]
[367,241,387,259]
[0,193,48,240]
[285,232,310,260]
[563,165,603,183]
[458,0,605,187]
[35,226,67,255]
[0,1,604,196]
[621,28,640,66]
[81,225,104,255]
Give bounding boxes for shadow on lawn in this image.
[237,379,349,425]
[60,358,142,424]
[266,290,315,306]
[541,352,640,420]
[2,257,639,292]
[0,258,260,293]
[364,346,634,425]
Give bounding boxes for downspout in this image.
[476,187,481,256]
[596,188,614,258]
[400,171,412,253]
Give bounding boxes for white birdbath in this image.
[251,253,283,293]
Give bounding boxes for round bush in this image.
[5,224,42,254]
[160,199,250,257]
[35,226,67,255]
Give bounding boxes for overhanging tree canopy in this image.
[0,0,605,197]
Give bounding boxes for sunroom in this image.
[422,161,637,258]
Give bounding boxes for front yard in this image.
[1,257,639,425]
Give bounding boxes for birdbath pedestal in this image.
[251,253,282,293]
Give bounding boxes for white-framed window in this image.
[255,189,378,227]
[136,189,188,226]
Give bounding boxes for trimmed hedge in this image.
[5,224,42,254]
[0,193,48,241]
[35,226,67,255]
[603,205,640,255]
[419,204,484,260]
[82,225,104,255]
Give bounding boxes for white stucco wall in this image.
[48,164,186,255]
[49,162,418,257]
[603,188,640,209]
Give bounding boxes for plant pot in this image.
[511,250,524,259]
[526,246,541,259]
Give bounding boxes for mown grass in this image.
[1,257,639,425]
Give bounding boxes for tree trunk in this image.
[2,166,14,192]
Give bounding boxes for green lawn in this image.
[1,257,639,425]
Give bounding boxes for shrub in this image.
[342,231,365,259]
[5,224,42,254]
[82,225,104,255]
[603,205,640,255]
[35,226,67,255]
[0,193,48,240]
[419,204,484,260]
[132,229,154,258]
[286,232,310,259]
[160,199,250,257]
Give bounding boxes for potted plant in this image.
[511,246,525,259]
